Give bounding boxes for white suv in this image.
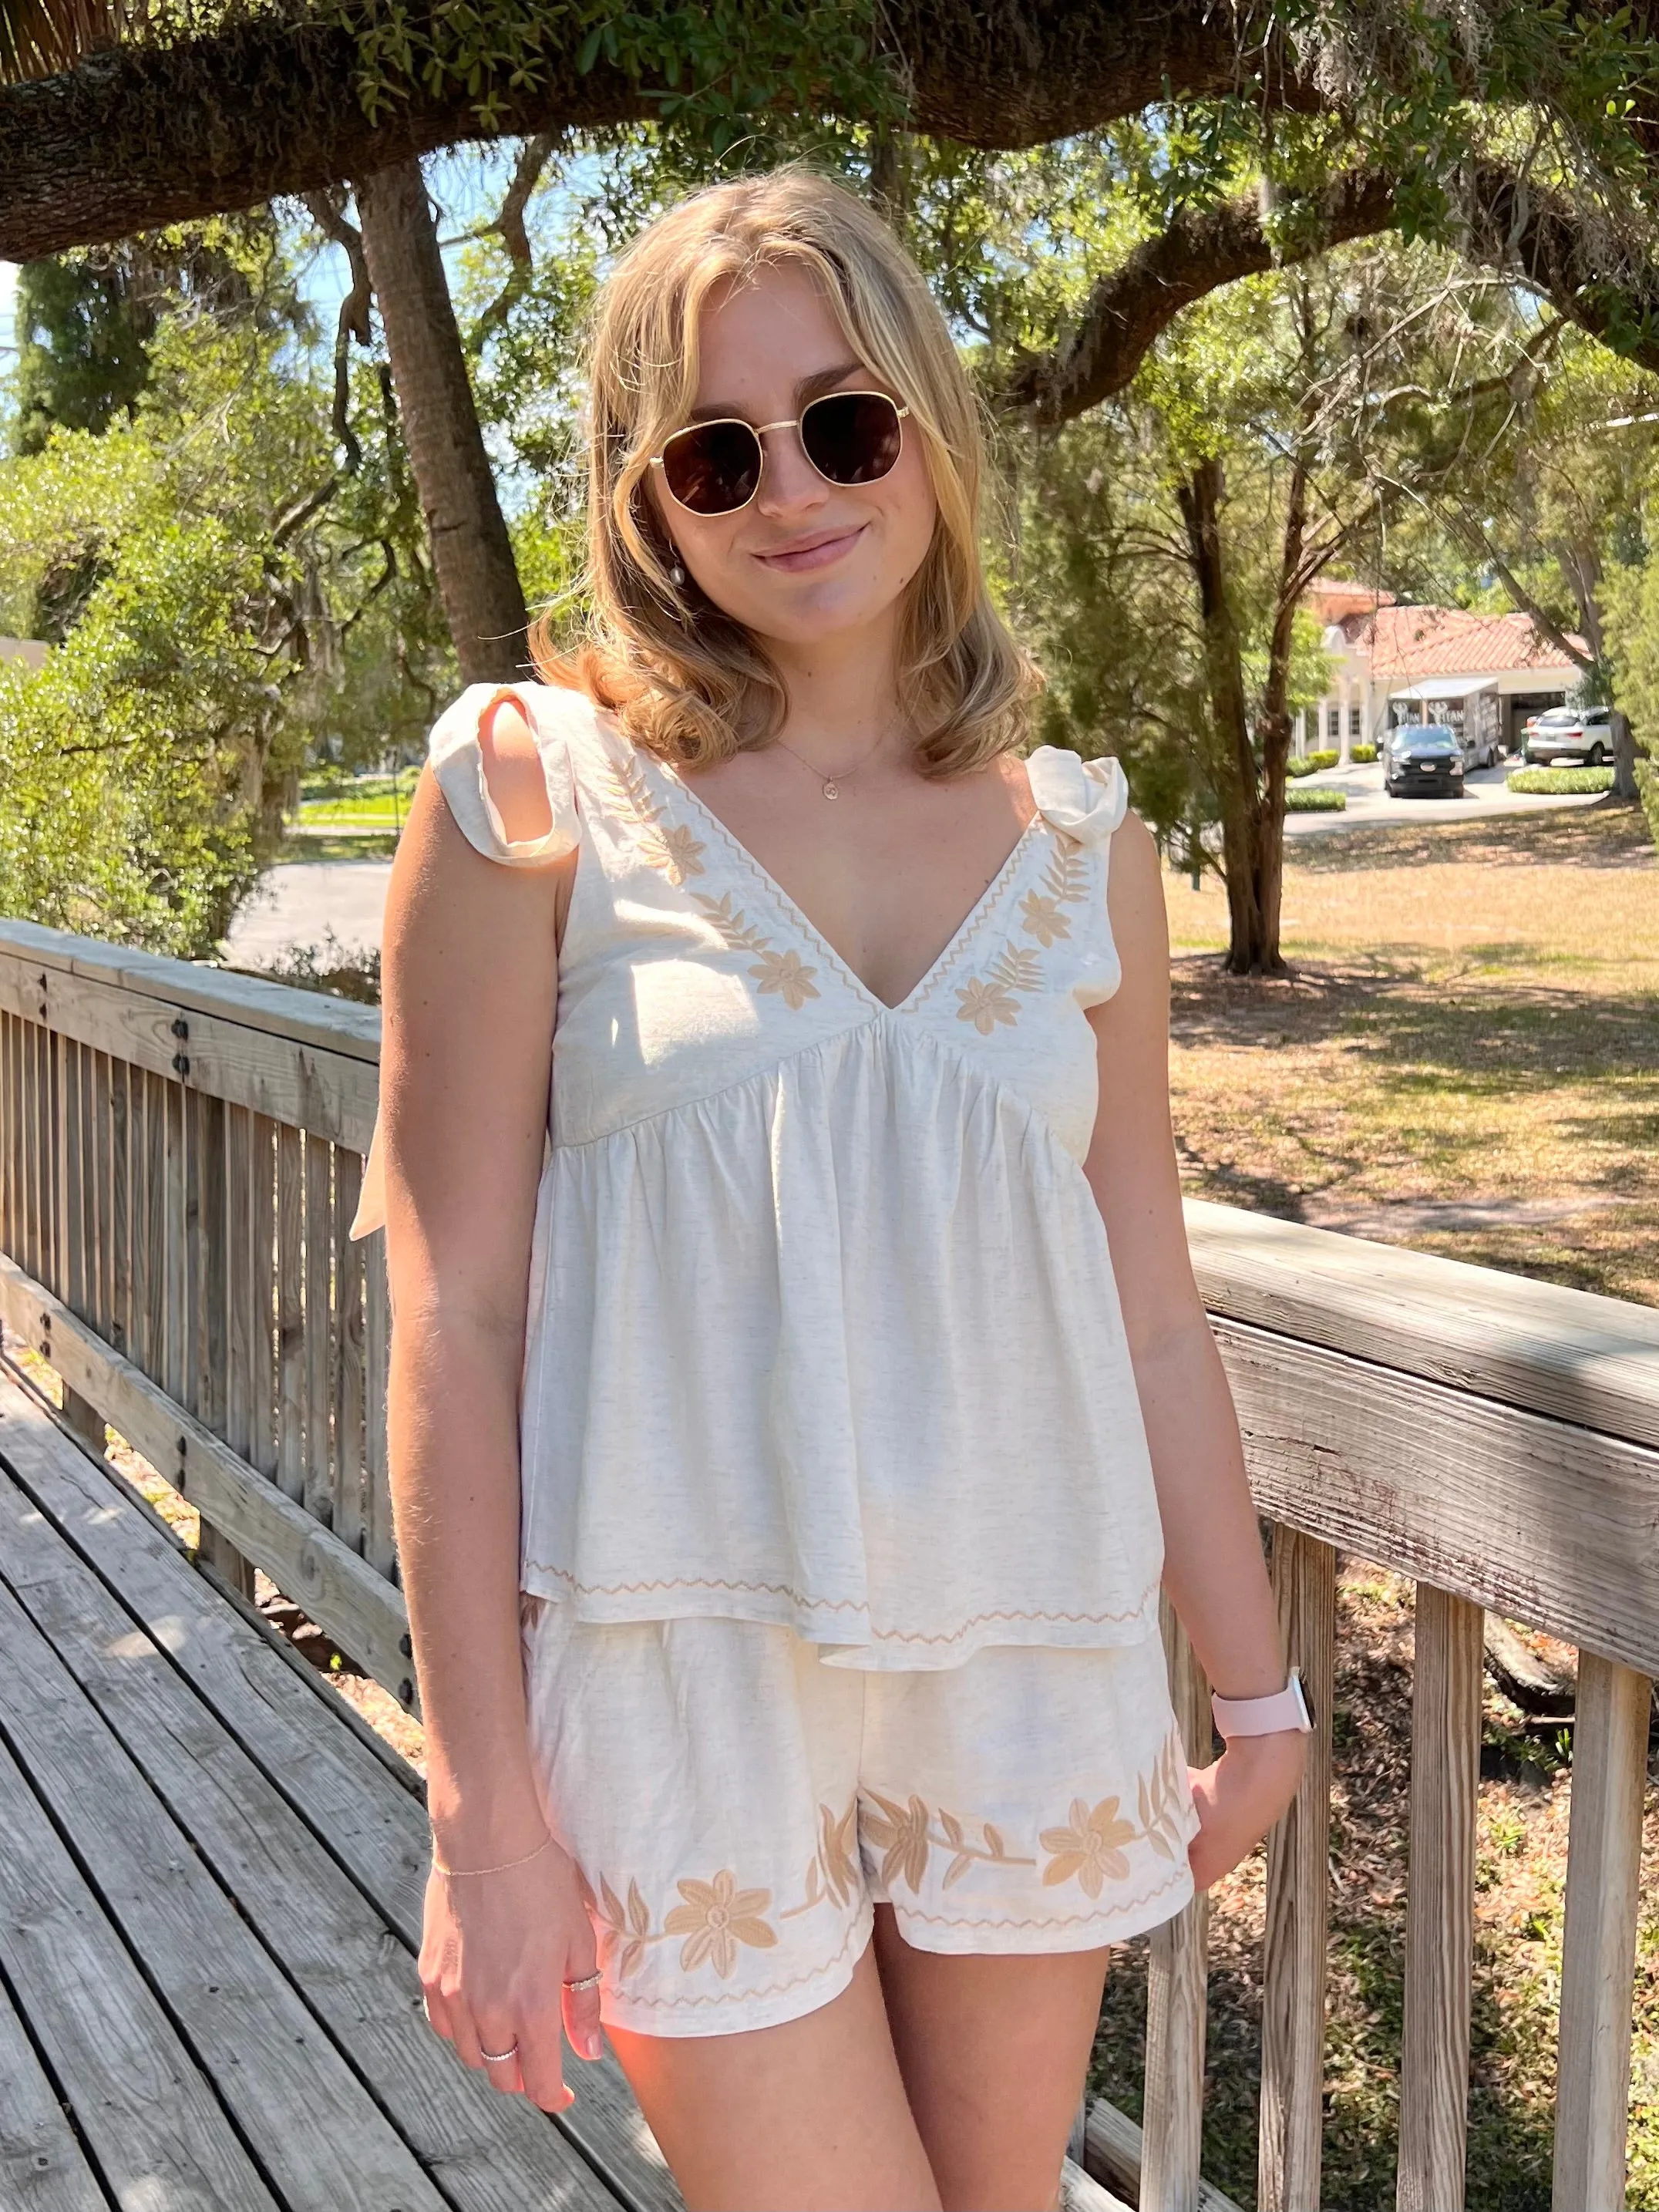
[1523,705,1615,765]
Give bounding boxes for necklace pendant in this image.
[822,779,840,800]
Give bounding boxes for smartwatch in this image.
[1210,1667,1314,1739]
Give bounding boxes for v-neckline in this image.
[655,757,1045,1015]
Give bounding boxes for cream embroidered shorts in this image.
[518,1595,1201,2039]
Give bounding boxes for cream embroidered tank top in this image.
[354,680,1168,1672]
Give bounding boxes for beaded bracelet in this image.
[430,1833,555,1879]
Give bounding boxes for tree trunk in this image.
[357,157,528,683]
[1610,705,1640,800]
[1176,455,1287,976]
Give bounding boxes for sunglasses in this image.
[649,389,910,517]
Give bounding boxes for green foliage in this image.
[326,0,904,155]
[1288,748,1341,775]
[1285,784,1346,809]
[1506,765,1615,793]
[1351,740,1378,761]
[0,223,453,954]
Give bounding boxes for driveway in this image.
[1284,753,1607,836]
[223,857,395,967]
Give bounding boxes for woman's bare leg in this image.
[601,1930,944,2212]
[870,1904,1109,2212]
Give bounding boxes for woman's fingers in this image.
[560,1953,605,2065]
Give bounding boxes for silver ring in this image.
[480,2039,520,2063]
[562,1969,603,1993]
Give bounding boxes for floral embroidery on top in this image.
[692,889,822,1009]
[954,837,1093,1032]
[603,749,707,884]
[1019,840,1091,947]
[954,942,1045,1034]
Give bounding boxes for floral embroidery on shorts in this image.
[1041,1729,1189,1895]
[692,890,821,1008]
[603,750,707,884]
[861,1790,1037,1890]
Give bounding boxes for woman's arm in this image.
[381,721,567,1862]
[1082,810,1304,1884]
[379,699,600,2103]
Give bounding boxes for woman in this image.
[353,163,1307,2212]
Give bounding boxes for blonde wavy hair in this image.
[530,162,1041,776]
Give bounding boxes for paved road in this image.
[221,757,1604,968]
[1283,752,1603,835]
[224,857,395,968]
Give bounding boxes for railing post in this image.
[1141,1594,1212,2212]
[1397,1583,1482,2212]
[1259,1527,1336,2212]
[1552,1651,1651,2212]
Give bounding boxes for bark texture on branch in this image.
[0,1,1312,261]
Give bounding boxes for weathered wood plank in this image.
[0,1565,455,2212]
[58,1039,84,1321]
[0,948,378,1150]
[1141,1594,1212,2212]
[1258,1527,1335,2212]
[0,1255,412,1703]
[1085,2099,1243,2212]
[0,1446,624,2212]
[1186,1197,1659,1452]
[252,1112,278,1480]
[0,1364,681,2212]
[143,1069,166,1386]
[1552,1651,1651,2212]
[1397,1584,1482,2212]
[109,1054,129,1357]
[163,1075,187,1408]
[0,1966,108,2211]
[333,1149,365,1555]
[88,1049,109,1338]
[305,1133,334,1527]
[277,1119,305,1503]
[1213,1315,1659,1678]
[0,1732,281,2212]
[0,915,382,1064]
[226,1103,254,1469]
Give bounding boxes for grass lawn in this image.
[1085,795,1659,2210]
[1163,798,1659,1307]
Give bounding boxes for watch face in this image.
[1291,1670,1314,1731]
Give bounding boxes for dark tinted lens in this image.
[660,419,762,513]
[800,392,903,485]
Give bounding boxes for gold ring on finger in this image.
[562,1970,603,1992]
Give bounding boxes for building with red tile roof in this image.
[1296,577,1586,761]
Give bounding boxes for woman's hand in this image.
[419,1835,605,2112]
[1186,1732,1307,1891]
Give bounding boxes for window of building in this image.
[1327,705,1341,740]
[1350,705,1363,736]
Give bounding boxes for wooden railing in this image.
[1,913,1654,2212]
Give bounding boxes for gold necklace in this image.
[771,729,894,800]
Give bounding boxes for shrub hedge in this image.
[1506,766,1614,794]
[1285,787,1347,811]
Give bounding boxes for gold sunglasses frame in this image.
[648,390,910,516]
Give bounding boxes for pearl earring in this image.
[669,559,685,586]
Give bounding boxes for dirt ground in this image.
[1163,797,1659,1307]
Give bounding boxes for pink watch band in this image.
[1210,1669,1313,1739]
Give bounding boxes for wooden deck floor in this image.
[0,1362,1125,2212]
[0,1362,677,2212]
